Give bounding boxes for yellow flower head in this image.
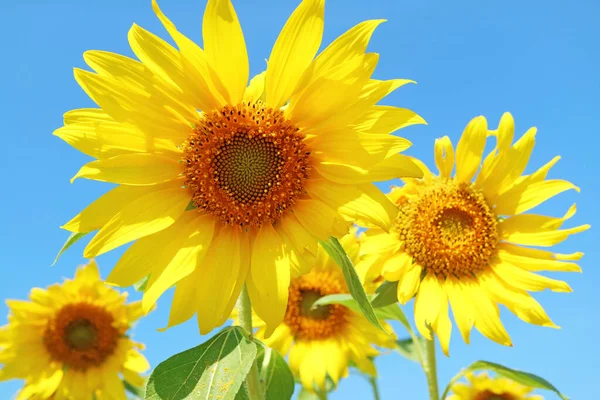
[55,0,424,335]
[360,113,589,355]
[447,372,544,400]
[0,261,149,400]
[236,231,396,392]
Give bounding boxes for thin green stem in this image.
[424,336,440,400]
[440,370,464,400]
[369,376,381,400]
[237,284,265,400]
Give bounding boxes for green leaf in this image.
[373,304,411,331]
[319,237,384,331]
[124,380,144,398]
[52,232,89,266]
[145,326,257,400]
[443,360,569,400]
[255,342,294,400]
[395,337,426,363]
[370,281,398,308]
[134,275,150,292]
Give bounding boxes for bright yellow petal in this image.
[64,108,113,124]
[350,105,425,134]
[62,185,158,233]
[380,251,412,281]
[203,0,248,104]
[247,224,290,336]
[307,180,397,230]
[292,198,349,241]
[84,186,190,257]
[414,272,444,340]
[396,262,421,304]
[142,214,215,312]
[266,0,324,109]
[471,285,512,346]
[277,213,318,255]
[243,71,266,103]
[494,179,580,215]
[315,154,423,184]
[161,269,200,330]
[496,243,582,273]
[123,349,150,373]
[455,116,487,183]
[491,261,572,293]
[360,231,401,256]
[434,136,455,179]
[432,286,452,356]
[70,154,182,185]
[446,278,475,344]
[195,228,249,334]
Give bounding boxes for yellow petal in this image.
[315,154,423,184]
[287,54,377,131]
[471,285,512,346]
[446,278,475,344]
[500,203,576,234]
[497,127,537,193]
[434,136,455,179]
[84,186,189,257]
[455,116,487,183]
[432,287,452,356]
[266,0,324,108]
[195,228,249,334]
[307,180,397,230]
[151,0,228,111]
[292,198,349,241]
[277,213,318,255]
[62,185,158,233]
[142,213,215,312]
[70,154,182,185]
[491,261,572,293]
[64,108,113,125]
[414,272,444,340]
[475,112,515,190]
[54,121,180,160]
[496,243,582,273]
[161,269,200,330]
[296,19,385,91]
[396,262,421,304]
[480,272,557,328]
[380,251,413,281]
[351,105,426,134]
[123,350,150,373]
[203,0,248,104]
[247,224,291,336]
[360,231,401,256]
[308,128,412,168]
[243,71,266,103]
[494,179,580,215]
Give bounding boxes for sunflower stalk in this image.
[424,333,440,400]
[237,284,266,400]
[369,376,381,400]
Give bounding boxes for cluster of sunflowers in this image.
[0,0,589,399]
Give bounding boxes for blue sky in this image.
[1,0,598,399]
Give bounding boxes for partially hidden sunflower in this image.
[0,261,149,400]
[447,372,544,400]
[359,112,589,355]
[54,0,424,335]
[233,231,396,391]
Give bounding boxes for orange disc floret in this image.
[43,303,119,371]
[182,102,311,228]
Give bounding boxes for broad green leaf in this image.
[52,232,89,266]
[373,303,411,331]
[395,337,426,363]
[443,360,569,400]
[134,275,150,292]
[319,237,384,331]
[256,342,294,400]
[370,281,399,308]
[145,326,257,400]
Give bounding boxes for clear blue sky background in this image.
[1,0,598,399]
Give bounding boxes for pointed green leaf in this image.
[319,237,384,331]
[370,281,399,308]
[373,304,411,331]
[395,337,426,363]
[145,326,257,400]
[443,360,569,400]
[52,232,89,266]
[256,342,294,400]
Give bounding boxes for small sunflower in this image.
[447,372,544,400]
[359,113,589,355]
[235,231,396,391]
[0,261,149,400]
[55,0,424,335]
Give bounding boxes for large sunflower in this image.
[359,112,589,355]
[0,261,149,400]
[447,372,544,400]
[235,231,396,391]
[54,0,424,335]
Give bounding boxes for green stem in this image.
[237,284,265,400]
[424,336,440,400]
[369,376,381,400]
